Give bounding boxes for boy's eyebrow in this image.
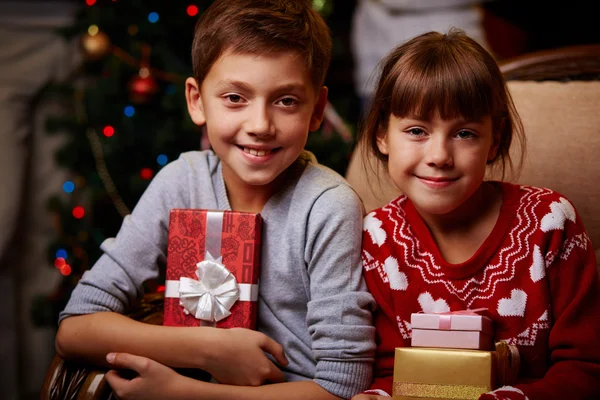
[215,79,253,92]
[215,80,308,95]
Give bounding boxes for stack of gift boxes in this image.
[393,310,520,400]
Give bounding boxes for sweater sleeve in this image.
[304,184,377,399]
[58,158,192,321]
[514,205,600,399]
[359,210,405,397]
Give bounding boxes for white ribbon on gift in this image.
[164,252,258,323]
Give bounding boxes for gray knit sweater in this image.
[60,150,376,398]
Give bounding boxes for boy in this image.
[55,0,376,399]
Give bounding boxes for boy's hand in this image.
[105,353,184,400]
[351,395,390,400]
[203,327,289,386]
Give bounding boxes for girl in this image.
[352,30,600,400]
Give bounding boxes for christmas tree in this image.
[38,0,357,326]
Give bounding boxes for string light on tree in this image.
[60,264,72,276]
[54,257,66,269]
[103,125,115,137]
[187,5,199,16]
[62,181,75,193]
[72,206,85,219]
[140,168,154,180]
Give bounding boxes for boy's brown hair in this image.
[358,29,525,180]
[192,0,332,92]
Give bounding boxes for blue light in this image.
[56,249,68,259]
[148,12,159,23]
[157,154,168,166]
[124,105,135,117]
[166,84,176,94]
[62,180,75,193]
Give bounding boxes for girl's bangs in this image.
[389,53,495,122]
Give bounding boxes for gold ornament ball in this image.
[81,31,111,61]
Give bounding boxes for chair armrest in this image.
[40,291,165,400]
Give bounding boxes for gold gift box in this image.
[392,347,501,400]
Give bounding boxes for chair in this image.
[41,43,600,399]
[345,43,600,267]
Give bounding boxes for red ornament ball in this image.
[129,75,158,104]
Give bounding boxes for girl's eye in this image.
[456,130,475,139]
[407,128,425,136]
[278,97,297,107]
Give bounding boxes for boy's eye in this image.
[277,97,297,107]
[225,94,243,103]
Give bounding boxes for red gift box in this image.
[163,209,262,329]
[410,309,494,350]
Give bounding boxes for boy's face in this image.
[186,50,327,206]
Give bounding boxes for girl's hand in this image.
[351,394,391,399]
[479,386,528,400]
[202,327,288,386]
[104,353,185,400]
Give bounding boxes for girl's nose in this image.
[426,136,453,167]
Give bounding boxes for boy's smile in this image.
[186,50,328,211]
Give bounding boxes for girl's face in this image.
[377,113,498,219]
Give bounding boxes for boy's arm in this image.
[303,185,377,398]
[105,352,341,400]
[56,313,287,385]
[55,155,287,385]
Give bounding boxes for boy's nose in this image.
[426,137,453,167]
[247,104,274,138]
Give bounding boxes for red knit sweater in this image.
[361,182,600,399]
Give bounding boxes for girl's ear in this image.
[185,77,206,126]
[376,126,390,156]
[487,130,502,162]
[309,86,328,132]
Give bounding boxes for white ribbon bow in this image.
[178,253,240,322]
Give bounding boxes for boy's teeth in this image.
[244,147,270,157]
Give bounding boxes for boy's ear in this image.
[376,126,389,156]
[185,77,206,126]
[309,86,328,132]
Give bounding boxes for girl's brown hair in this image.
[357,29,525,181]
[191,0,331,92]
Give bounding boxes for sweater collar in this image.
[403,181,521,279]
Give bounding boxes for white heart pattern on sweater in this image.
[540,197,576,232]
[364,212,387,246]
[529,245,546,283]
[383,256,408,291]
[497,289,527,317]
[418,292,450,313]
